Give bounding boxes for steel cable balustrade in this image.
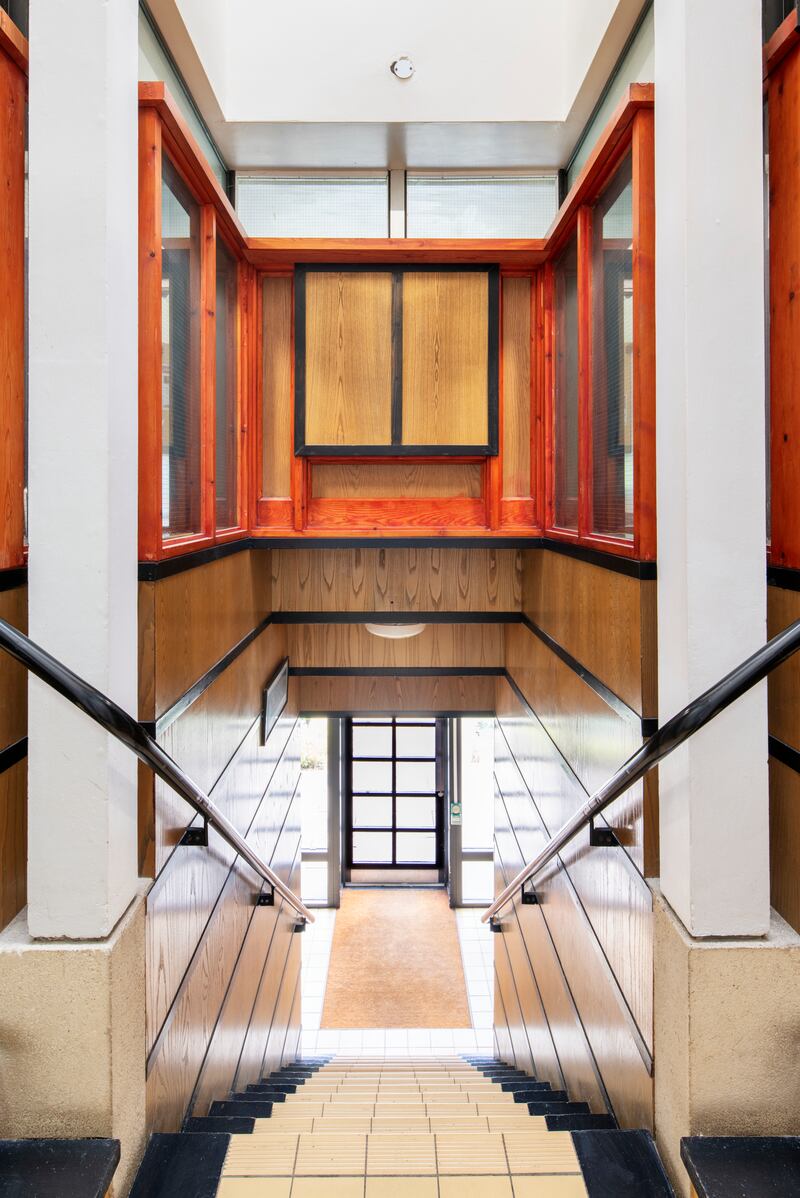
[483,618,800,924]
[0,618,314,924]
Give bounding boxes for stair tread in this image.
[0,1138,120,1198]
[681,1136,800,1198]
[572,1129,675,1197]
[129,1133,228,1198]
[184,1116,255,1135]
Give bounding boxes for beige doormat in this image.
[320,887,472,1028]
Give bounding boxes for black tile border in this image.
[0,567,27,593]
[137,535,657,581]
[0,736,27,776]
[768,563,800,591]
[273,610,520,624]
[770,734,800,776]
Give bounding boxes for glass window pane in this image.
[215,237,239,529]
[161,158,202,539]
[460,718,495,850]
[353,724,393,758]
[396,832,436,864]
[353,796,393,829]
[352,831,393,864]
[396,795,436,829]
[396,724,436,758]
[236,174,389,237]
[553,236,579,530]
[406,174,558,238]
[462,859,494,904]
[396,761,436,793]
[301,861,328,904]
[352,760,392,794]
[592,154,634,541]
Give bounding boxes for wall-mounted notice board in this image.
[294,264,499,457]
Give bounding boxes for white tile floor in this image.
[299,900,495,1057]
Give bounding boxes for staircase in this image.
[130,1054,675,1196]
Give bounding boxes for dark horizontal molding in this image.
[273,610,520,624]
[541,538,657,580]
[154,615,274,735]
[296,263,501,273]
[289,666,504,678]
[139,535,657,581]
[297,443,497,459]
[0,566,27,593]
[0,735,27,775]
[519,615,655,737]
[769,734,800,775]
[767,563,800,592]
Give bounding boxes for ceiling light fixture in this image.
[365,622,426,639]
[390,56,415,80]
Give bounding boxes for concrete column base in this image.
[0,886,147,1196]
[653,883,800,1196]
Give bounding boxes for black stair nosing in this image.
[129,1133,229,1198]
[546,1114,618,1131]
[527,1101,592,1115]
[246,1082,297,1094]
[680,1136,800,1198]
[229,1089,287,1102]
[209,1101,274,1118]
[502,1080,554,1092]
[0,1138,120,1198]
[184,1116,256,1135]
[572,1130,675,1198]
[513,1089,569,1104]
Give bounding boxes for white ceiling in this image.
[146,0,649,169]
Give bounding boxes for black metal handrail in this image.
[0,618,314,924]
[483,618,800,923]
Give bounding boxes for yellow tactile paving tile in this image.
[222,1133,299,1177]
[291,1180,365,1198]
[427,1116,491,1132]
[253,1118,315,1133]
[365,1134,438,1176]
[365,1178,438,1198]
[502,1130,582,1175]
[434,1132,508,1175]
[217,1179,293,1197]
[294,1134,368,1176]
[439,1179,513,1198]
[511,1177,590,1197]
[271,1104,325,1117]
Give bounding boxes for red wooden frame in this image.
[0,13,27,572]
[138,82,655,557]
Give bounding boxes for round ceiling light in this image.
[365,622,426,639]
[390,56,414,80]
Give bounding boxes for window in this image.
[458,718,494,905]
[553,236,580,530]
[215,237,239,529]
[236,174,389,237]
[406,174,558,238]
[161,158,202,539]
[591,155,634,541]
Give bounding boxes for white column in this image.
[27,0,139,938]
[654,0,769,936]
[389,169,406,237]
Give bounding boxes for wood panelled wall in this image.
[139,549,303,1133]
[768,582,800,932]
[0,582,27,931]
[495,547,657,1130]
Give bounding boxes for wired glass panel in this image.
[215,237,239,529]
[553,235,580,530]
[161,158,202,539]
[236,174,389,237]
[406,174,558,238]
[591,154,634,541]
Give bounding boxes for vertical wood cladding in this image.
[140,548,303,1133]
[0,583,27,931]
[768,583,800,932]
[497,547,656,1129]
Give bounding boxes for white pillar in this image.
[27,0,139,938]
[655,0,769,936]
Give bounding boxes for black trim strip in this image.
[0,736,27,775]
[0,567,27,593]
[155,615,273,735]
[138,535,657,581]
[289,666,505,678]
[769,734,800,775]
[272,610,520,624]
[520,615,655,735]
[768,563,800,592]
[296,443,496,458]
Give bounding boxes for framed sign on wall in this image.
[262,657,289,744]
